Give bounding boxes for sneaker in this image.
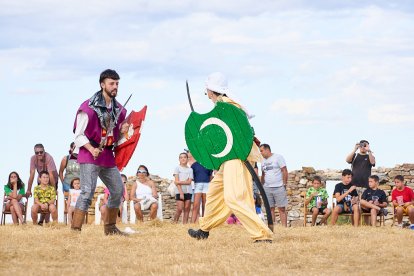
[254,239,272,243]
[379,208,388,216]
[188,229,209,240]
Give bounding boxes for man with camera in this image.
[345,140,376,188]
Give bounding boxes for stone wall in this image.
[286,164,414,226]
[87,164,414,226]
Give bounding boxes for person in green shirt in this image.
[305,176,331,226]
[31,171,58,225]
[4,171,26,224]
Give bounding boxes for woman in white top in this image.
[130,165,158,221]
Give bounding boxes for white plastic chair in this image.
[129,192,163,223]
[94,194,104,225]
[122,200,128,224]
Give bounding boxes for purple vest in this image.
[74,99,127,167]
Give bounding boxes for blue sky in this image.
[2,1,414,188]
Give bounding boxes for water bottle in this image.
[316,195,322,208]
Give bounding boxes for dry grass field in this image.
[1,222,413,275]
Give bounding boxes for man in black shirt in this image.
[360,175,388,226]
[331,169,360,226]
[345,139,376,188]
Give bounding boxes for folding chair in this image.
[390,195,411,226]
[360,210,385,226]
[332,195,354,225]
[36,193,58,224]
[1,193,28,225]
[130,192,163,223]
[302,195,324,226]
[63,191,69,225]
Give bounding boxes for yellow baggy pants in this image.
[199,159,273,241]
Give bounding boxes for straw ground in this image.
[1,222,413,275]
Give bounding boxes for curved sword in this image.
[185,81,274,232]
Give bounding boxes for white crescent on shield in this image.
[200,118,233,158]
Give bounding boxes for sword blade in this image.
[186,80,195,112]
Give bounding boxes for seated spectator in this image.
[254,193,265,221]
[130,165,158,222]
[67,178,81,224]
[31,171,58,225]
[331,169,360,226]
[99,187,110,223]
[4,172,26,225]
[226,214,241,225]
[392,175,414,227]
[305,176,331,226]
[360,175,388,226]
[119,174,129,221]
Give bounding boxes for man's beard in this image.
[104,88,117,98]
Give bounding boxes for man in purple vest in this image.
[71,69,129,235]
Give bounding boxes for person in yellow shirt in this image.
[31,171,58,225]
[188,72,273,243]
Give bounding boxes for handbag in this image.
[167,182,177,198]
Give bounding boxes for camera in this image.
[359,142,366,148]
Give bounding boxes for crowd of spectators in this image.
[3,140,414,228]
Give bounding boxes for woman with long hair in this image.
[4,171,26,224]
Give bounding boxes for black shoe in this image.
[254,239,272,243]
[188,229,209,240]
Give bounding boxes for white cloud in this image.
[155,103,189,120]
[368,104,414,124]
[271,98,318,115]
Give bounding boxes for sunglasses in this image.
[35,151,44,155]
[137,170,147,174]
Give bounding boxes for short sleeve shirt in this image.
[306,187,329,209]
[30,152,59,185]
[361,188,387,204]
[262,154,286,188]
[191,162,212,183]
[4,184,26,196]
[351,153,374,188]
[392,187,414,204]
[333,182,358,205]
[34,185,56,204]
[173,166,193,194]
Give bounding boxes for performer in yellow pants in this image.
[188,72,273,242]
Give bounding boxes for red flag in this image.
[115,106,147,171]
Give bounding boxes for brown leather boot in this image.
[71,209,87,231]
[104,208,128,236]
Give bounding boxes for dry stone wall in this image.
[87,164,414,226]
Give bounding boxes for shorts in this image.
[62,182,70,193]
[264,186,288,208]
[337,203,354,214]
[194,182,209,194]
[395,205,414,215]
[175,193,192,201]
[310,207,327,214]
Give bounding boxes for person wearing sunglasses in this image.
[26,143,58,198]
[130,165,158,222]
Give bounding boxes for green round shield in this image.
[185,102,254,170]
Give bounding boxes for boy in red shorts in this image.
[391,175,414,227]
